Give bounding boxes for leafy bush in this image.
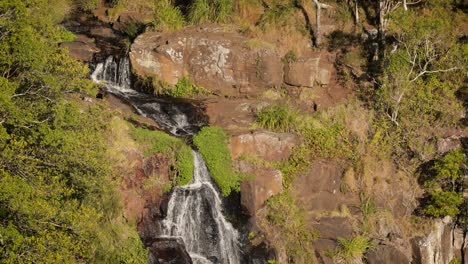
[331,235,372,264]
[74,0,100,11]
[123,21,146,40]
[188,0,233,24]
[131,127,193,186]
[430,149,464,189]
[420,149,465,219]
[423,191,463,218]
[153,0,185,30]
[193,126,241,196]
[256,104,297,132]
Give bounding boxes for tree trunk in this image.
[403,0,408,11]
[355,0,359,25]
[313,0,322,47]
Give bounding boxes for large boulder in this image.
[130,28,283,96]
[60,34,100,62]
[147,237,193,264]
[229,131,298,162]
[284,55,331,87]
[237,161,283,216]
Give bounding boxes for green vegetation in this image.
[0,0,147,262]
[149,77,211,98]
[153,0,185,31]
[75,0,100,11]
[419,149,466,219]
[193,126,243,196]
[188,0,233,24]
[257,1,295,30]
[165,77,211,98]
[282,50,298,63]
[131,127,194,186]
[331,235,372,264]
[422,191,463,218]
[256,103,297,132]
[262,192,317,263]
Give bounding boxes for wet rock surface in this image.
[147,237,193,264]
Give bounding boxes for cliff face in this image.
[60,4,466,264]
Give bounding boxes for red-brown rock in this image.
[237,161,283,216]
[60,34,100,62]
[229,131,299,162]
[129,28,283,96]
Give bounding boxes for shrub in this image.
[332,235,372,264]
[131,127,193,186]
[165,77,211,98]
[282,50,298,63]
[188,0,233,24]
[193,126,241,196]
[74,0,100,11]
[430,149,464,189]
[256,104,297,132]
[123,21,146,41]
[423,191,463,218]
[263,192,317,263]
[153,0,185,31]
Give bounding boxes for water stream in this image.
[91,56,241,264]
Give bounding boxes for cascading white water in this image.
[91,56,241,263]
[162,151,241,264]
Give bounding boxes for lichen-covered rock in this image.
[130,28,283,96]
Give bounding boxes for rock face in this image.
[147,237,193,264]
[236,160,283,215]
[366,244,410,264]
[411,216,454,264]
[129,28,283,96]
[229,131,297,215]
[283,55,331,87]
[229,131,298,162]
[60,34,100,62]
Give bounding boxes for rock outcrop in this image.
[411,216,455,264]
[60,34,100,62]
[229,131,298,162]
[236,160,283,215]
[284,56,331,87]
[366,244,410,264]
[147,237,193,264]
[130,29,283,96]
[229,131,298,215]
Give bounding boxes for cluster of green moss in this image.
[131,127,194,186]
[193,126,244,196]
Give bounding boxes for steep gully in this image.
[91,56,242,263]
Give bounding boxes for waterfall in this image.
[162,151,241,264]
[91,56,241,264]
